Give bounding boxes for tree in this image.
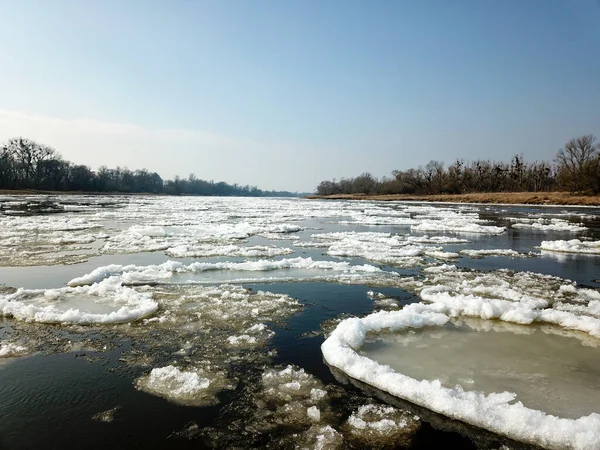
[423,160,444,194]
[352,172,377,194]
[555,135,600,192]
[2,137,59,188]
[68,164,94,191]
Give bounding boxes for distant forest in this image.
[0,137,300,197]
[316,135,600,196]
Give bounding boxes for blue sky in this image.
[0,0,599,191]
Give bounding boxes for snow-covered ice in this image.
[510,217,587,233]
[459,249,533,258]
[0,342,28,358]
[540,239,600,255]
[66,257,393,288]
[135,364,232,406]
[0,278,157,324]
[322,267,600,450]
[343,404,420,448]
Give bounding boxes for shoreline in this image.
[306,192,600,207]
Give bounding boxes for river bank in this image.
[306,191,600,206]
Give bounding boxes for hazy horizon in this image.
[1,0,599,192]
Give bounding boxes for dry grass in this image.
[306,192,600,206]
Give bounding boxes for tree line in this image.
[0,137,299,197]
[316,135,600,196]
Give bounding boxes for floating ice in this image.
[0,279,158,324]
[367,291,401,310]
[227,323,275,347]
[300,231,460,267]
[165,244,294,258]
[0,215,102,233]
[540,239,600,255]
[406,235,469,245]
[254,365,336,431]
[135,364,231,406]
[411,221,505,234]
[342,404,420,448]
[295,425,344,450]
[67,257,389,287]
[142,284,301,341]
[307,406,321,422]
[323,268,600,449]
[323,307,600,449]
[101,222,304,255]
[91,406,120,423]
[0,222,100,266]
[459,249,533,258]
[510,217,587,232]
[414,270,600,336]
[0,342,28,357]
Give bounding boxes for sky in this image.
[0,0,599,192]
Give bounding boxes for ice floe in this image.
[135,364,233,406]
[165,244,294,258]
[459,249,533,258]
[540,239,600,255]
[295,231,462,267]
[101,222,304,255]
[510,217,587,232]
[411,220,505,234]
[408,268,600,337]
[323,267,600,449]
[342,404,420,448]
[323,307,600,449]
[0,342,28,357]
[67,257,391,287]
[0,279,157,324]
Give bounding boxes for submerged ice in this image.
[360,320,600,419]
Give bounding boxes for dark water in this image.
[1,197,599,450]
[0,282,475,450]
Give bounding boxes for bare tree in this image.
[555,135,599,192]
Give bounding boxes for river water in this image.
[0,195,599,450]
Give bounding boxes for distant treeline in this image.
[316,135,600,196]
[0,137,299,197]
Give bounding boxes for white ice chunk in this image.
[0,279,157,324]
[411,221,505,235]
[322,276,600,450]
[0,342,28,357]
[460,249,532,258]
[510,218,586,232]
[540,239,600,255]
[67,257,388,286]
[307,406,321,422]
[136,365,210,404]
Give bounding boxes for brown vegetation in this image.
[307,192,600,206]
[315,135,600,198]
